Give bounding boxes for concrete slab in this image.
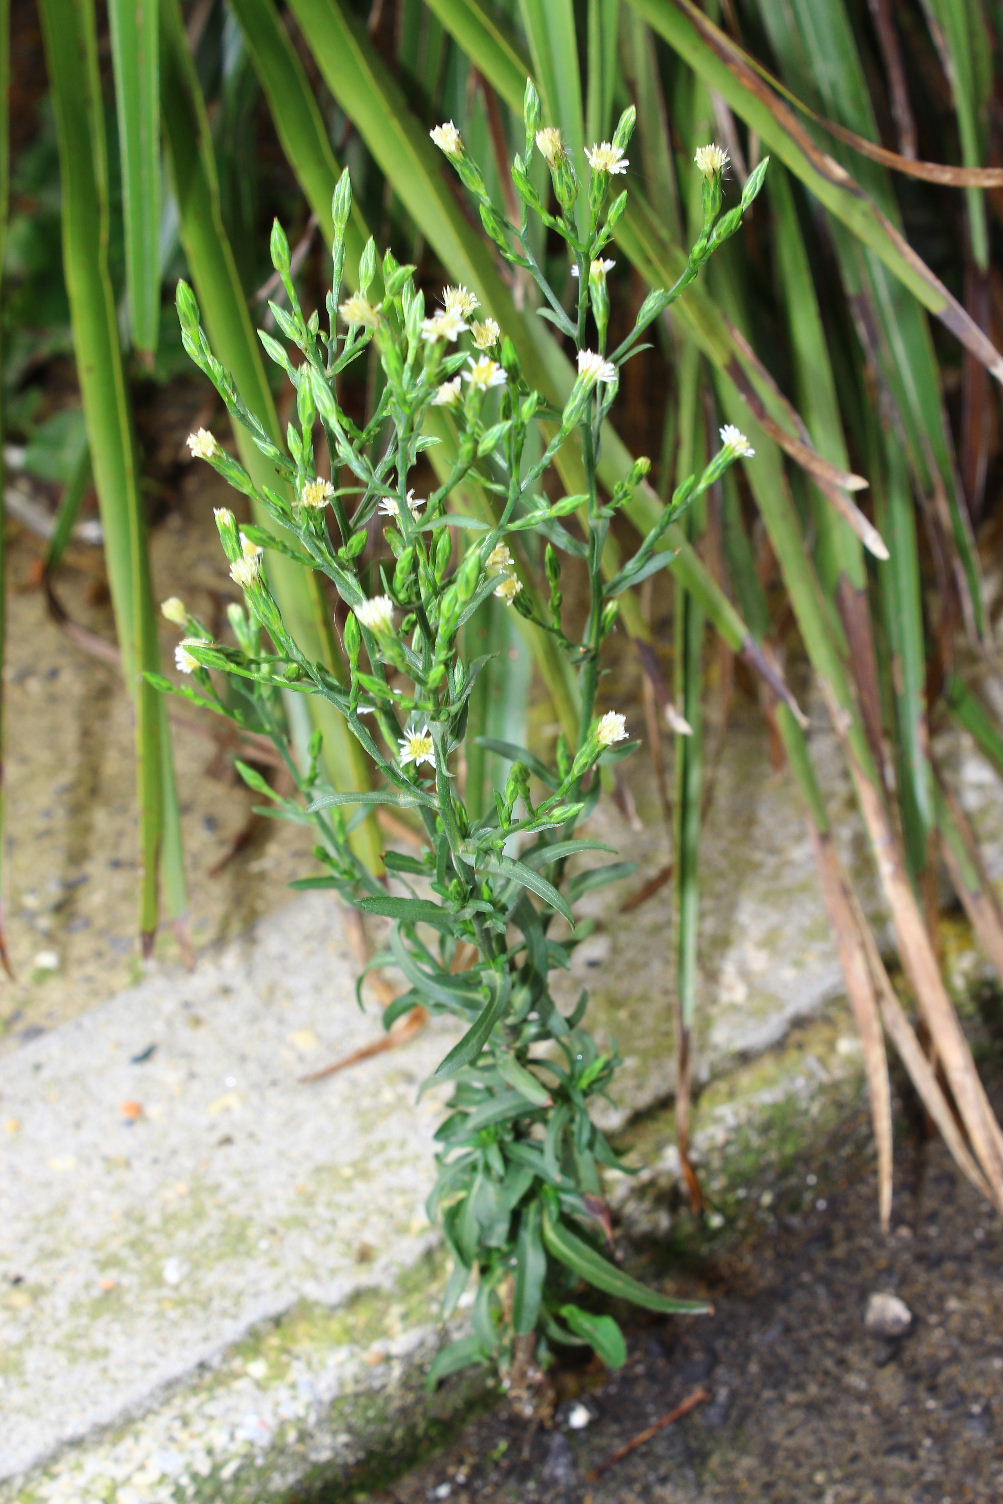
[0,894,464,1501]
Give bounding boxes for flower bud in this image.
[160,596,187,627]
[342,610,361,667]
[392,545,416,597]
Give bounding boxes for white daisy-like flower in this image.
[213,506,234,526]
[175,638,209,674]
[421,308,469,344]
[585,142,629,175]
[719,424,755,458]
[464,355,507,391]
[694,143,730,179]
[576,349,617,386]
[299,477,335,509]
[338,294,381,329]
[471,318,501,350]
[430,121,463,158]
[535,127,565,166]
[596,710,628,746]
[486,543,514,574]
[377,489,425,520]
[494,574,522,604]
[161,596,187,626]
[398,725,436,769]
[229,534,263,589]
[432,377,463,406]
[572,259,616,281]
[442,285,479,318]
[186,428,217,460]
[354,595,395,634]
[229,556,260,589]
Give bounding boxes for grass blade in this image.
[108,0,161,357]
[0,0,12,973]
[630,0,1003,381]
[921,0,991,267]
[945,675,1003,776]
[670,327,706,1213]
[585,0,621,148]
[39,0,184,948]
[931,774,1003,979]
[808,823,895,1229]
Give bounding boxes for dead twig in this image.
[586,1385,711,1482]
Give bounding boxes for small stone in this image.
[865,1291,913,1338]
[162,1257,190,1287]
[565,1400,594,1431]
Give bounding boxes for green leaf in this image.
[567,860,637,901]
[482,853,574,925]
[560,1304,628,1368]
[432,970,511,1080]
[523,838,615,867]
[40,0,186,944]
[390,926,484,1014]
[494,1054,553,1107]
[426,1334,490,1389]
[474,738,558,788]
[357,895,451,927]
[308,786,435,812]
[383,850,432,876]
[541,1201,710,1315]
[418,513,491,532]
[234,760,282,800]
[513,1202,547,1335]
[436,1090,526,1141]
[608,548,679,596]
[108,0,160,354]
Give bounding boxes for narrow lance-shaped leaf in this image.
[541,1198,710,1314]
[432,970,512,1079]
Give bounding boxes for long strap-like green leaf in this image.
[0,0,10,971]
[39,0,185,949]
[633,0,1003,381]
[108,0,161,357]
